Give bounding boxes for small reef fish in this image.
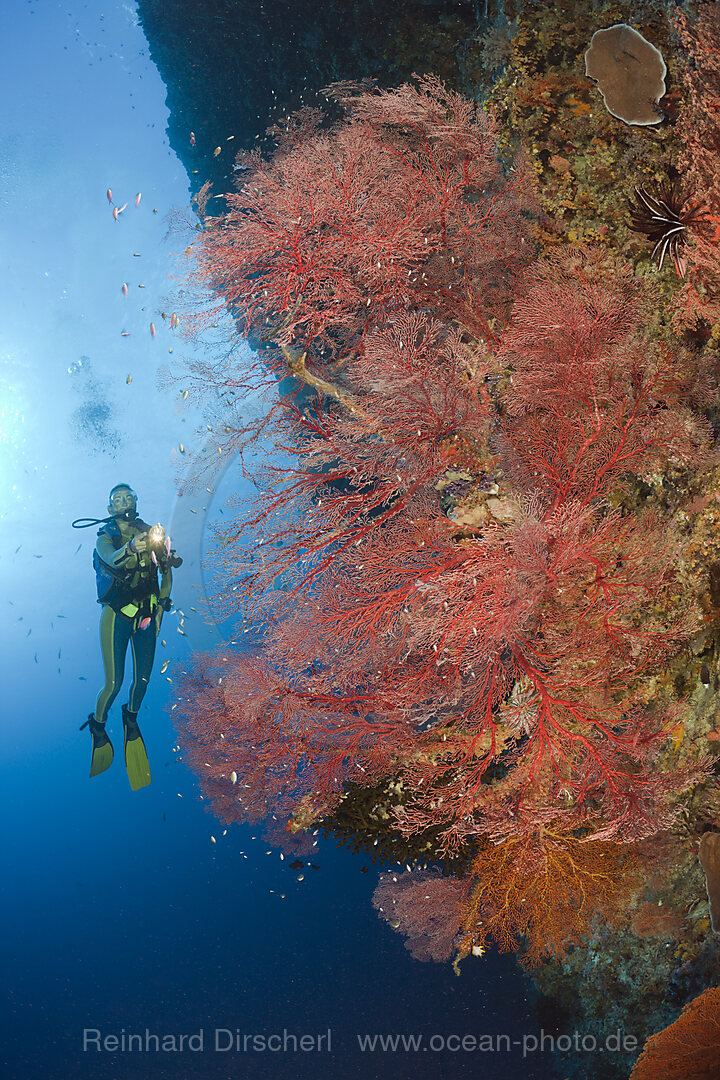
[213,146,221,156]
[112,207,119,221]
[150,322,156,337]
[189,130,196,147]
[117,202,128,214]
[182,389,188,400]
[121,331,131,337]
[126,374,132,384]
[230,771,237,784]
[121,282,128,296]
[135,192,141,207]
[170,312,178,329]
[106,188,112,202]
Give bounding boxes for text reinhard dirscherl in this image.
[82,1028,639,1057]
[82,1029,332,1053]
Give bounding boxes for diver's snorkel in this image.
[115,507,138,522]
[72,515,116,528]
[71,507,139,528]
[73,484,139,528]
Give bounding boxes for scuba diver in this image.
[73,484,182,790]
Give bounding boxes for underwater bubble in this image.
[67,355,89,377]
[70,400,122,456]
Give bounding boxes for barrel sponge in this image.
[585,23,666,126]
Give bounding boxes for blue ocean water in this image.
[0,3,554,1078]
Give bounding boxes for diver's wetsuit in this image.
[94,517,172,724]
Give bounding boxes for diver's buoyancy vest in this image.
[93,517,160,612]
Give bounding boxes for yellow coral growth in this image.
[456,826,636,968]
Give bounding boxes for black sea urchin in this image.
[629,181,705,276]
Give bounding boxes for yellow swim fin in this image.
[80,714,114,778]
[122,705,151,791]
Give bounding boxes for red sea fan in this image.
[176,173,712,872]
[186,74,535,364]
[499,248,711,509]
[175,649,418,829]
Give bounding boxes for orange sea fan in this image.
[455,823,638,968]
[629,987,720,1079]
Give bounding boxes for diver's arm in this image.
[96,531,136,569]
[96,529,148,569]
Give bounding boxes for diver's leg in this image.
[127,622,157,713]
[95,605,131,723]
[85,605,129,777]
[122,625,155,790]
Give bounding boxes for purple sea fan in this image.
[372,870,473,962]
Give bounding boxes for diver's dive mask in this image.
[70,484,140,531]
[108,484,138,521]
